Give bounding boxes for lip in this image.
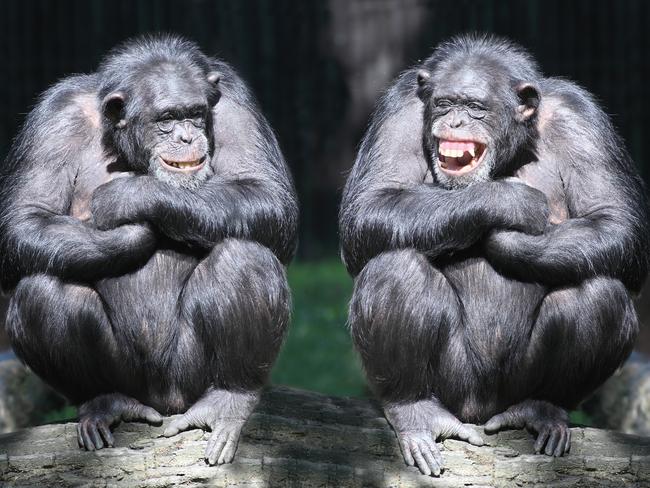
[159,155,207,173]
[435,138,487,176]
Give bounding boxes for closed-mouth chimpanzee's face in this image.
[419,57,536,189]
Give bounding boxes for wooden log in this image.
[1,386,649,487]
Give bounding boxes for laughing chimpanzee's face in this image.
[418,57,539,189]
[102,62,221,189]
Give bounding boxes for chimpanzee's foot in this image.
[384,398,484,477]
[163,388,259,465]
[484,400,570,456]
[77,393,163,451]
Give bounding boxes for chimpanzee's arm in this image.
[91,74,298,265]
[339,71,549,276]
[485,81,650,292]
[0,78,156,289]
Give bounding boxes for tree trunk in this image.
[1,386,649,487]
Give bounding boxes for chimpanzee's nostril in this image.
[180,133,193,144]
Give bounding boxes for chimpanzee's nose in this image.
[178,123,194,144]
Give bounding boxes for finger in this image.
[89,422,105,450]
[456,425,484,446]
[544,428,560,456]
[163,416,192,437]
[565,429,571,454]
[399,438,415,467]
[98,422,115,448]
[411,443,431,476]
[534,428,550,454]
[81,422,95,451]
[554,428,567,457]
[218,433,239,465]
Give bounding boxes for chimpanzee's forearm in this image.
[340,180,547,276]
[0,210,155,288]
[95,176,297,264]
[485,213,648,291]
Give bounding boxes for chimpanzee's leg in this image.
[349,249,483,476]
[485,277,637,456]
[163,238,290,465]
[6,274,163,450]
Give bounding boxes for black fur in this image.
[0,35,298,462]
[340,34,649,475]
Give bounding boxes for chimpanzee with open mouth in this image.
[340,34,649,476]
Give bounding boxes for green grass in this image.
[270,260,368,397]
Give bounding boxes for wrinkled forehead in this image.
[134,61,208,111]
[432,56,510,100]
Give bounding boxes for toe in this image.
[457,425,484,446]
[163,415,192,437]
[484,413,507,433]
[534,428,550,454]
[421,438,443,476]
[217,433,238,465]
[410,441,431,476]
[97,421,115,448]
[553,427,568,457]
[399,438,415,467]
[544,427,561,456]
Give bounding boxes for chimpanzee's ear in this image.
[207,71,222,107]
[515,82,540,122]
[416,69,433,101]
[101,91,127,129]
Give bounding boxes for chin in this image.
[150,160,214,189]
[433,160,492,189]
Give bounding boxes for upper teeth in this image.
[438,141,478,158]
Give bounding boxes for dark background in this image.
[1,0,649,257]
[0,0,648,400]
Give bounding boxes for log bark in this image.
[0,386,649,487]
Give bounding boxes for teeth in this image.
[438,141,481,159]
[165,159,200,169]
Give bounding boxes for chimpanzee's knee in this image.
[349,249,461,401]
[7,274,116,402]
[181,238,290,390]
[530,277,637,407]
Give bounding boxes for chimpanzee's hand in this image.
[91,176,149,230]
[499,179,550,235]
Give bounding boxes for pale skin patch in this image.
[72,92,101,130]
[68,92,127,222]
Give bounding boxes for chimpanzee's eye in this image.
[435,99,452,108]
[157,119,174,132]
[467,102,486,111]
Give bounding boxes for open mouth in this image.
[437,139,486,175]
[160,156,206,173]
